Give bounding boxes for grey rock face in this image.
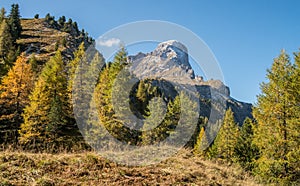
[128,40,252,125]
[128,40,195,81]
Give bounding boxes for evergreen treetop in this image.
[8,4,22,42]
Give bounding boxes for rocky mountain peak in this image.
[128,40,231,95]
[152,40,191,70]
[129,40,195,81]
[154,40,188,58]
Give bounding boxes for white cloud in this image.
[97,38,121,47]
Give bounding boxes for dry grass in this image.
[0,148,261,186]
[18,19,67,44]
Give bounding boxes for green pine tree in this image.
[140,96,167,145]
[253,50,300,184]
[151,92,199,147]
[67,42,86,117]
[211,108,239,162]
[92,47,137,144]
[157,95,181,143]
[71,47,104,144]
[8,4,22,42]
[58,16,66,26]
[234,117,259,171]
[0,19,15,79]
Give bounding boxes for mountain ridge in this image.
[17,18,93,63]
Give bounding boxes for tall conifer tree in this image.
[210,108,239,162]
[234,118,259,171]
[8,4,22,42]
[93,47,134,143]
[0,20,14,79]
[253,50,300,184]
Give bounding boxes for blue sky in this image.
[2,0,300,103]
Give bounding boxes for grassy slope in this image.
[17,18,80,64]
[0,149,260,186]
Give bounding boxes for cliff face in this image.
[128,40,252,125]
[129,40,195,82]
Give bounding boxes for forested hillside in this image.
[0,4,299,185]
